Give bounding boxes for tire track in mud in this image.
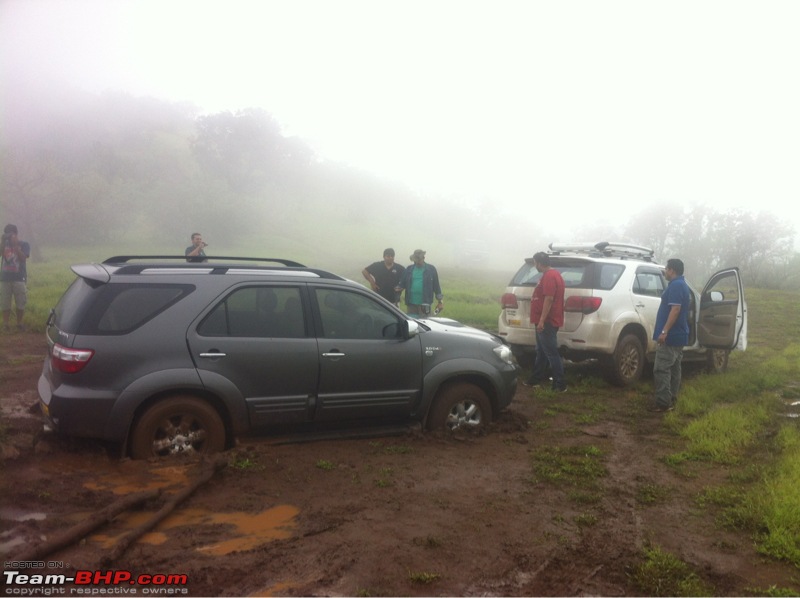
[479,420,649,596]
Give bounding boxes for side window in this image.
[558,266,588,288]
[598,264,625,290]
[315,288,401,340]
[633,270,665,297]
[198,286,306,338]
[703,272,740,303]
[79,284,194,335]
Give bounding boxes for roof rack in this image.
[548,242,655,262]
[96,256,345,281]
[103,255,306,267]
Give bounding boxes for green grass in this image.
[659,345,800,567]
[528,445,606,489]
[407,570,440,585]
[630,545,713,596]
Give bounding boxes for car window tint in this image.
[198,286,306,338]
[88,285,193,334]
[315,288,401,339]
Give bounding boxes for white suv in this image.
[498,242,748,386]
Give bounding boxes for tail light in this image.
[565,296,602,314]
[501,293,519,309]
[51,343,95,374]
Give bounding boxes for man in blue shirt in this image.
[651,258,691,412]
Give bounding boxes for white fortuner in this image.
[498,242,748,386]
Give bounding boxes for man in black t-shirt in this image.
[362,248,405,305]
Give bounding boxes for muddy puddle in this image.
[91,505,299,554]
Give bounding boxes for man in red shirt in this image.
[524,251,567,392]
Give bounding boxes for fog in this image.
[2,0,799,284]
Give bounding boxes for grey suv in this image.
[498,242,748,385]
[39,256,518,458]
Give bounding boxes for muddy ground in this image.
[1,332,797,597]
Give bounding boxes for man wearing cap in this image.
[396,249,443,317]
[1,224,31,332]
[362,248,405,305]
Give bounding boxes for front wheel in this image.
[604,334,645,386]
[130,396,226,459]
[427,383,492,434]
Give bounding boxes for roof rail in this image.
[103,255,307,267]
[548,242,655,261]
[98,255,346,281]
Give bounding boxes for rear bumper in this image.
[498,315,536,349]
[38,372,120,441]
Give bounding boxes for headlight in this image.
[493,344,514,365]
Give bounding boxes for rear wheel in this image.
[604,334,645,386]
[427,383,492,434]
[130,396,226,459]
[706,349,729,373]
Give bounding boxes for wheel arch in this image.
[107,369,244,455]
[118,389,235,458]
[420,366,501,428]
[617,322,649,353]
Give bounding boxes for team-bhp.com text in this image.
[3,570,189,596]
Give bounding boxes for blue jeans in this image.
[530,323,565,390]
[654,344,683,408]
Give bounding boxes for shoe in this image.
[553,387,568,393]
[648,404,674,413]
[522,380,542,388]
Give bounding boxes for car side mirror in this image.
[709,290,724,302]
[405,319,420,339]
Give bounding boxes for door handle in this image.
[322,352,346,358]
[199,351,227,358]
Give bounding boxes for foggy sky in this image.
[2,0,799,247]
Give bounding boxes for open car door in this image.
[697,267,747,351]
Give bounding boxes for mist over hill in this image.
[2,88,798,288]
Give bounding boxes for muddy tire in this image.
[427,383,491,434]
[705,349,729,374]
[130,396,226,459]
[604,334,645,386]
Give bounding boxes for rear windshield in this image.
[509,259,625,291]
[53,278,194,335]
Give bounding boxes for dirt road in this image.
[1,333,796,596]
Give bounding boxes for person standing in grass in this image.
[1,224,31,333]
[396,249,443,317]
[524,251,567,392]
[362,248,405,306]
[650,258,691,412]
